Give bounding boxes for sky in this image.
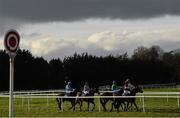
[0,0,180,60]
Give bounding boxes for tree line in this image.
[0,45,180,91]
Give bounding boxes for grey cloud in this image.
[0,18,24,36]
[44,39,180,61]
[0,0,180,22]
[1,0,180,36]
[21,32,41,39]
[20,29,180,60]
[43,42,121,61]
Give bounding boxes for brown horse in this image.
[56,88,79,111]
[100,88,125,112]
[100,92,114,111]
[109,88,126,112]
[75,87,100,111]
[114,86,143,111]
[126,86,143,111]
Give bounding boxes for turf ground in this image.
[0,88,180,117]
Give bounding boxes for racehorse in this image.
[100,88,124,111]
[125,86,143,111]
[100,92,113,111]
[75,87,100,111]
[56,88,79,111]
[114,86,143,111]
[109,88,126,112]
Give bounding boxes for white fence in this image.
[0,92,180,112]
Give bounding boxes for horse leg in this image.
[100,98,105,111]
[56,98,61,110]
[78,99,83,111]
[122,102,127,111]
[100,98,107,111]
[87,102,90,111]
[116,100,123,112]
[69,100,74,111]
[126,101,130,111]
[79,100,83,111]
[130,102,133,111]
[73,100,76,111]
[91,101,95,111]
[104,100,108,111]
[75,99,81,111]
[119,102,125,111]
[110,101,115,112]
[116,102,120,112]
[133,102,139,111]
[77,99,83,111]
[129,100,135,111]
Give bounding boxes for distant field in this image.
[0,88,180,117]
[144,88,180,92]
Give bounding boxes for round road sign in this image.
[4,30,20,53]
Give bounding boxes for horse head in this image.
[131,86,143,95]
[136,86,143,93]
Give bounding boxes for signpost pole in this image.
[9,55,14,117]
[4,29,20,118]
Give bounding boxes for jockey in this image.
[111,80,119,95]
[82,81,90,96]
[65,81,73,96]
[123,78,135,96]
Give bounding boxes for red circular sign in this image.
[4,30,20,53]
[9,37,16,47]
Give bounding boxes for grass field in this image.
[0,88,180,117]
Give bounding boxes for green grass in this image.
[144,88,180,92]
[0,88,180,117]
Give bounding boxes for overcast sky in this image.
[0,0,180,60]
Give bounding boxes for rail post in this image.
[46,95,49,107]
[28,92,30,112]
[142,96,145,112]
[21,93,24,107]
[167,94,169,103]
[177,93,179,107]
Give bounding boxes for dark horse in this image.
[114,86,143,111]
[126,86,143,111]
[75,87,100,111]
[109,88,126,112]
[56,88,79,111]
[100,88,125,111]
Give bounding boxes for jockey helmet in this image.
[85,81,88,85]
[112,80,116,84]
[126,78,130,83]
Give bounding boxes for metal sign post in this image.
[4,29,20,118]
[9,54,15,117]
